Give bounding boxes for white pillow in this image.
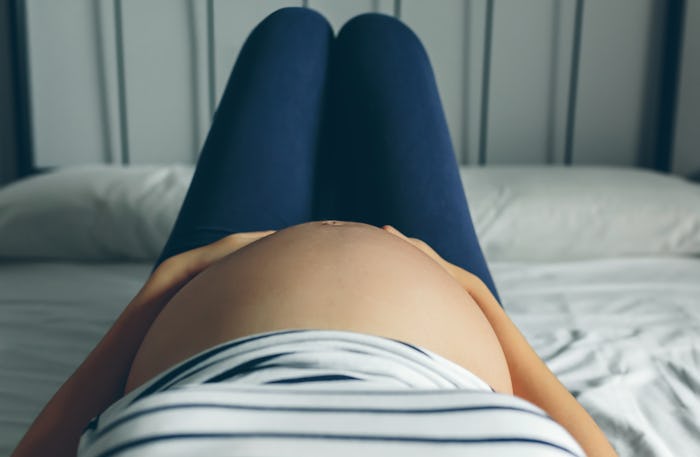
[1,164,699,261]
[460,165,700,261]
[0,164,192,260]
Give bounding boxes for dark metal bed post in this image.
[393,0,402,20]
[8,0,34,178]
[206,0,216,121]
[113,0,130,165]
[477,0,494,166]
[563,0,584,167]
[654,0,686,173]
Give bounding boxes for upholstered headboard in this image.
[3,0,699,183]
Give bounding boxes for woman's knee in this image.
[253,7,333,42]
[336,12,427,57]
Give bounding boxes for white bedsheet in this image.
[496,257,700,457]
[1,257,699,456]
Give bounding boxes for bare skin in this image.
[125,220,513,394]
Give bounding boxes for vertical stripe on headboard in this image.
[654,0,686,173]
[393,0,401,20]
[113,0,130,165]
[563,0,583,166]
[8,0,32,178]
[206,0,216,121]
[477,0,493,166]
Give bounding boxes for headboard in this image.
[3,0,699,184]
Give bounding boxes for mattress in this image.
[2,256,699,456]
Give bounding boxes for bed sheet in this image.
[1,257,699,456]
[496,257,700,457]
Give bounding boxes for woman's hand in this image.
[382,225,491,290]
[381,225,456,276]
[136,230,277,310]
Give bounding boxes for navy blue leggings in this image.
[155,7,501,303]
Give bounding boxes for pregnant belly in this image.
[125,221,512,394]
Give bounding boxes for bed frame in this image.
[2,0,691,181]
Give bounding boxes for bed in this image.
[3,1,700,455]
[1,164,699,456]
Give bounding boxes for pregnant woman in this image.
[13,7,615,457]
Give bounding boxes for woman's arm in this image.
[12,230,275,457]
[382,225,617,457]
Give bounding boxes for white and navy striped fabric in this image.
[78,329,586,457]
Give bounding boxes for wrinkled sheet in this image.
[495,257,700,457]
[1,257,699,456]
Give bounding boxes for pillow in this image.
[0,164,193,260]
[1,164,699,261]
[460,165,700,261]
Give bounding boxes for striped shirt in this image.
[78,329,586,457]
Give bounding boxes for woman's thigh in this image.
[126,221,511,394]
[316,13,501,303]
[155,7,332,267]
